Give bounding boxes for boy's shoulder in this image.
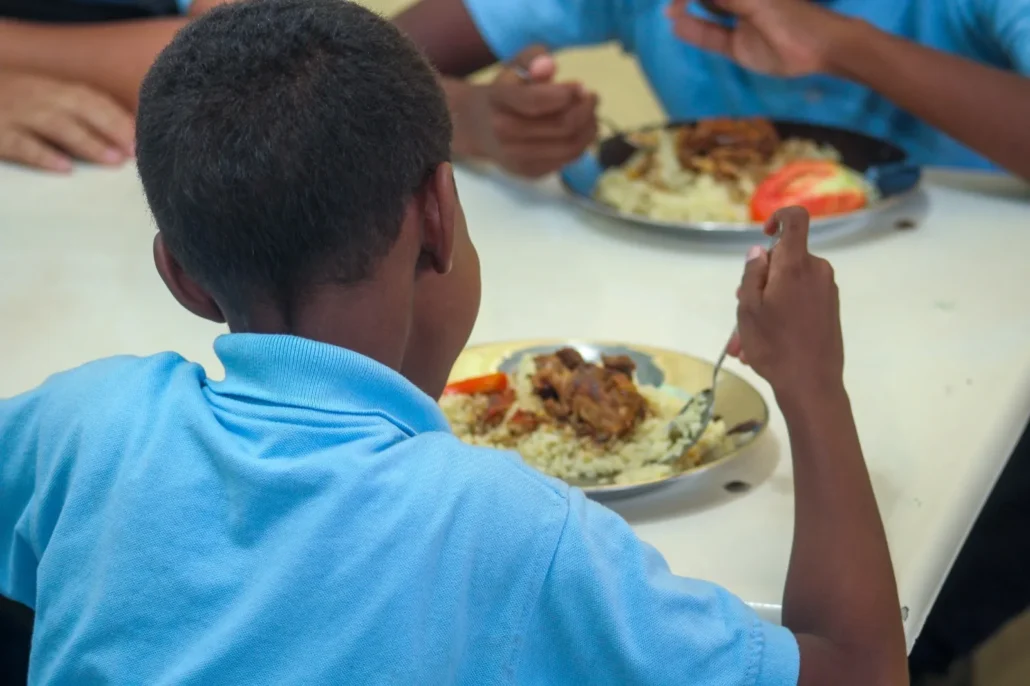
[24,352,203,421]
[40,350,198,389]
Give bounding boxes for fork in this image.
[664,223,783,461]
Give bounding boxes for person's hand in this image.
[665,0,855,77]
[457,45,598,178]
[0,71,135,173]
[730,206,844,400]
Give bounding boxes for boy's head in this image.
[136,0,480,397]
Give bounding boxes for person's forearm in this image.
[0,18,187,109]
[779,384,907,684]
[827,19,1030,178]
[441,76,485,160]
[393,0,497,77]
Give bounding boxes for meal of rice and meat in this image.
[595,117,878,223]
[440,348,734,486]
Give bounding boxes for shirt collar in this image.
[207,333,450,436]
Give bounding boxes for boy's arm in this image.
[0,390,44,607]
[735,207,907,684]
[0,0,228,109]
[779,387,908,684]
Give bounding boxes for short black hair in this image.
[137,0,451,320]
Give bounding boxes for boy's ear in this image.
[153,233,226,324]
[421,162,457,276]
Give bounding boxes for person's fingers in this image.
[34,112,124,165]
[738,245,769,311]
[726,331,742,358]
[493,93,597,143]
[54,85,134,156]
[526,54,557,82]
[502,120,598,177]
[490,82,580,117]
[497,45,555,85]
[666,11,734,56]
[768,206,810,269]
[70,89,135,156]
[0,129,72,172]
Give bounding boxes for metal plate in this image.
[560,119,923,237]
[445,340,769,500]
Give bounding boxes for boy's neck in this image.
[227,279,414,379]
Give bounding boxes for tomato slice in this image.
[750,160,867,222]
[442,372,509,396]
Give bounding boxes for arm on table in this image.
[0,0,227,109]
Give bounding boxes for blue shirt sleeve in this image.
[462,0,626,62]
[979,0,1030,73]
[517,488,799,685]
[0,387,44,608]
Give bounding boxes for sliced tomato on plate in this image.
[442,372,509,396]
[750,160,868,222]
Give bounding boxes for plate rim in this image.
[451,338,771,496]
[560,177,922,236]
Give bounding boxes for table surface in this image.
[2,163,1029,649]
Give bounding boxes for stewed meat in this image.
[675,117,781,183]
[601,354,636,377]
[531,348,648,442]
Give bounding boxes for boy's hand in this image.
[457,46,598,178]
[732,206,844,401]
[0,71,135,173]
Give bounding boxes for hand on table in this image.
[0,71,135,173]
[459,45,598,178]
[666,0,853,77]
[729,207,844,400]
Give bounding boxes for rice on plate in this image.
[440,349,735,486]
[595,117,878,224]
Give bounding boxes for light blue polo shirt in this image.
[1,334,798,684]
[464,0,1030,170]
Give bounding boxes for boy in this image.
[0,1,907,683]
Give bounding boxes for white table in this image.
[2,163,1029,649]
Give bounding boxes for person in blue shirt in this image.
[0,0,907,683]
[0,0,226,171]
[395,0,1030,177]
